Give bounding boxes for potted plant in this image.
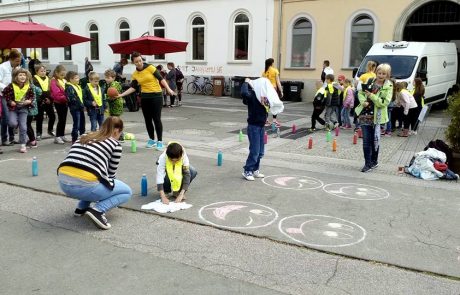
[445,91,460,173]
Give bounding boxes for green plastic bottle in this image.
[238,129,243,142]
[326,130,332,142]
[131,139,137,153]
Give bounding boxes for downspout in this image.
[277,0,283,71]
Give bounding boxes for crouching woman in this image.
[57,116,131,229]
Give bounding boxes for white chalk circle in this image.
[279,214,366,247]
[209,121,246,128]
[262,175,323,190]
[323,183,389,201]
[199,201,278,229]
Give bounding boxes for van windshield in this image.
[357,55,418,79]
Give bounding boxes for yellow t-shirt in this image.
[359,72,376,84]
[262,66,279,88]
[131,64,162,93]
[58,166,98,182]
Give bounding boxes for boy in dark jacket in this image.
[241,78,268,181]
[65,71,85,143]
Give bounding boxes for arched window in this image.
[349,15,374,67]
[191,16,205,60]
[89,23,99,60]
[153,18,165,60]
[233,13,249,60]
[119,21,130,60]
[291,18,312,67]
[63,26,72,60]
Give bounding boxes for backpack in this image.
[175,67,184,82]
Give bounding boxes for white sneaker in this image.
[242,171,255,181]
[253,170,265,178]
[54,137,65,144]
[61,136,71,143]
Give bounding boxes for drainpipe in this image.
[277,0,283,71]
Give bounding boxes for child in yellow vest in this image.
[83,71,106,132]
[33,64,56,140]
[65,71,85,143]
[156,142,197,204]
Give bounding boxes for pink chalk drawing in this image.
[263,175,323,191]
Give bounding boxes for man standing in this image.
[0,49,21,148]
[321,60,334,85]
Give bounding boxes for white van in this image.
[355,41,458,105]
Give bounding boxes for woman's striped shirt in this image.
[58,138,122,189]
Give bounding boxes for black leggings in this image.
[403,108,418,131]
[36,102,56,135]
[26,116,35,142]
[54,103,68,137]
[141,93,163,141]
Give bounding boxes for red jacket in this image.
[50,78,67,105]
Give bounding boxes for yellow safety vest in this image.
[12,83,30,102]
[68,83,83,103]
[34,75,49,91]
[165,141,185,192]
[57,78,66,89]
[87,83,102,107]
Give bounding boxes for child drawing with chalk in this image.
[156,142,197,204]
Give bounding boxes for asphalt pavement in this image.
[0,94,459,294]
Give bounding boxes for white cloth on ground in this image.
[141,199,193,213]
[248,77,284,115]
[407,148,446,180]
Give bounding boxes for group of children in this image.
[1,63,125,153]
[310,60,425,138]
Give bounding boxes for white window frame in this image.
[343,10,379,69]
[152,16,166,61]
[285,13,316,69]
[88,22,100,62]
[117,19,130,60]
[61,24,72,61]
[188,13,207,63]
[229,10,252,64]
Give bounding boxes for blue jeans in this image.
[88,110,104,132]
[361,124,379,168]
[341,107,351,127]
[163,166,198,193]
[1,97,15,143]
[70,109,86,142]
[58,174,132,213]
[8,108,28,144]
[244,124,265,172]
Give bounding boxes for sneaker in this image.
[274,120,281,128]
[409,130,417,135]
[54,137,65,144]
[253,170,265,178]
[361,165,372,173]
[156,141,164,151]
[242,171,255,181]
[371,162,379,169]
[85,208,111,230]
[178,102,182,106]
[146,139,157,149]
[48,130,56,137]
[9,140,18,145]
[61,136,71,143]
[384,132,392,137]
[19,144,27,153]
[36,135,42,141]
[28,140,38,148]
[308,128,316,132]
[74,208,87,217]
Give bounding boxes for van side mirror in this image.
[417,69,427,81]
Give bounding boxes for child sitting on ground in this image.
[156,142,197,204]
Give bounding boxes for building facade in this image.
[0,0,275,80]
[274,0,460,98]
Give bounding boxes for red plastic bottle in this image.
[308,136,313,149]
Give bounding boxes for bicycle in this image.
[186,75,214,95]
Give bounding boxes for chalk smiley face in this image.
[323,183,389,200]
[262,175,323,190]
[279,214,366,247]
[199,201,278,229]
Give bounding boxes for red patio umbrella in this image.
[0,19,91,48]
[108,35,188,55]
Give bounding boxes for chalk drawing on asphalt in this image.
[199,201,278,229]
[279,214,366,247]
[262,175,324,190]
[323,183,389,201]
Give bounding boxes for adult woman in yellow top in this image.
[262,58,283,127]
[119,52,175,151]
